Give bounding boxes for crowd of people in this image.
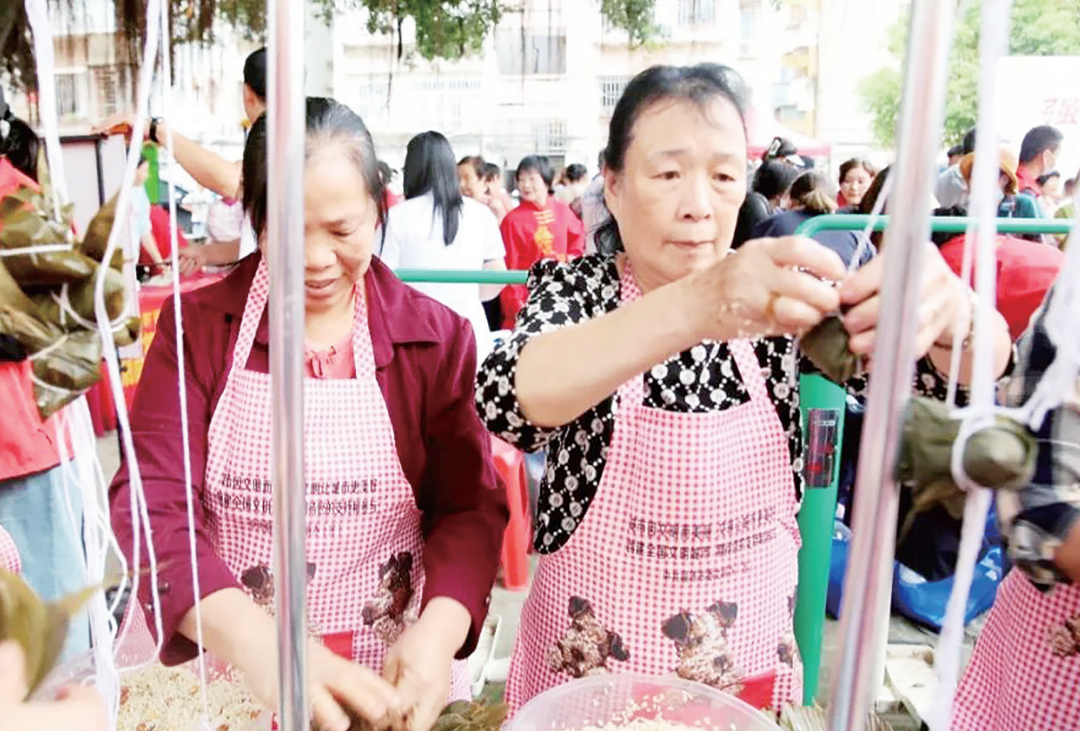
[1,48,1077,731]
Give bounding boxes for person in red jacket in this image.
[932,206,1064,340]
[0,94,88,660]
[499,155,585,329]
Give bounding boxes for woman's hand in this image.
[681,236,847,342]
[384,598,471,731]
[237,636,401,731]
[0,641,108,731]
[839,242,969,360]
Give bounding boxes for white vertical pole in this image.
[268,0,310,729]
[827,1,958,729]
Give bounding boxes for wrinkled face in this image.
[840,166,874,206]
[457,163,487,200]
[605,97,747,291]
[517,169,549,206]
[295,148,378,315]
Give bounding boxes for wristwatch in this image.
[149,117,162,145]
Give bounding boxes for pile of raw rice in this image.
[117,662,266,731]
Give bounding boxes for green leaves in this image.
[859,0,1080,149]
[0,569,98,699]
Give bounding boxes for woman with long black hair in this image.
[380,131,507,361]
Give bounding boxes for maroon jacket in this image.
[110,253,508,665]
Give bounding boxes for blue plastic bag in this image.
[826,519,1003,631]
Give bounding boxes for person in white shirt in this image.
[379,131,507,362]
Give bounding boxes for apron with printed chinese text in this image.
[203,258,468,698]
[507,260,802,715]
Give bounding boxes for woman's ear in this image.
[604,167,621,218]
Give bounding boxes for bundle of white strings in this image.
[926,1,1012,728]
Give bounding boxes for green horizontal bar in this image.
[796,214,1075,237]
[394,269,529,285]
[394,215,1073,285]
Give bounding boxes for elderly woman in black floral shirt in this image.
[477,64,1013,714]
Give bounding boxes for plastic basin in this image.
[509,674,781,731]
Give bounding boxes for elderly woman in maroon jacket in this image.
[110,98,508,731]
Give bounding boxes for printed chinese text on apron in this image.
[204,258,468,698]
[507,259,802,714]
[951,570,1080,731]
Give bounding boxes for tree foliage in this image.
[3,0,663,93]
[858,0,1080,149]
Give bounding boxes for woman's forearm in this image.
[515,280,697,428]
[178,588,276,669]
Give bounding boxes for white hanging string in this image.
[23,0,71,225]
[90,0,168,666]
[158,3,212,724]
[53,401,123,731]
[926,1,1013,728]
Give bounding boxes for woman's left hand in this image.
[383,599,470,731]
[838,242,970,361]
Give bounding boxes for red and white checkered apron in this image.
[204,258,468,699]
[951,570,1080,730]
[506,261,802,715]
[0,524,19,574]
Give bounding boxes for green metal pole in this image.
[795,213,1075,238]
[794,373,846,705]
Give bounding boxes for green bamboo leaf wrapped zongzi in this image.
[896,396,1037,537]
[0,258,59,352]
[31,330,103,419]
[0,568,97,698]
[80,195,124,271]
[30,266,128,331]
[800,315,865,383]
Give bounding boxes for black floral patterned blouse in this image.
[476,254,958,554]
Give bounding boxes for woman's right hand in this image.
[681,236,847,342]
[237,635,402,731]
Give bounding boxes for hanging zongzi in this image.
[799,315,865,383]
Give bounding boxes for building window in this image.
[740,0,760,55]
[413,77,482,134]
[599,76,630,114]
[352,76,391,127]
[534,119,567,154]
[93,67,119,118]
[55,73,80,118]
[678,0,716,28]
[496,30,567,75]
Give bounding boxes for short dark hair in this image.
[788,170,837,215]
[752,159,799,201]
[243,97,385,241]
[0,114,40,182]
[1036,171,1061,187]
[377,160,393,184]
[961,128,977,156]
[516,155,555,189]
[839,157,877,184]
[458,155,485,178]
[1019,125,1063,164]
[564,163,588,183]
[947,144,964,158]
[403,131,463,247]
[243,48,268,101]
[597,64,747,254]
[481,162,501,182]
[604,64,747,178]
